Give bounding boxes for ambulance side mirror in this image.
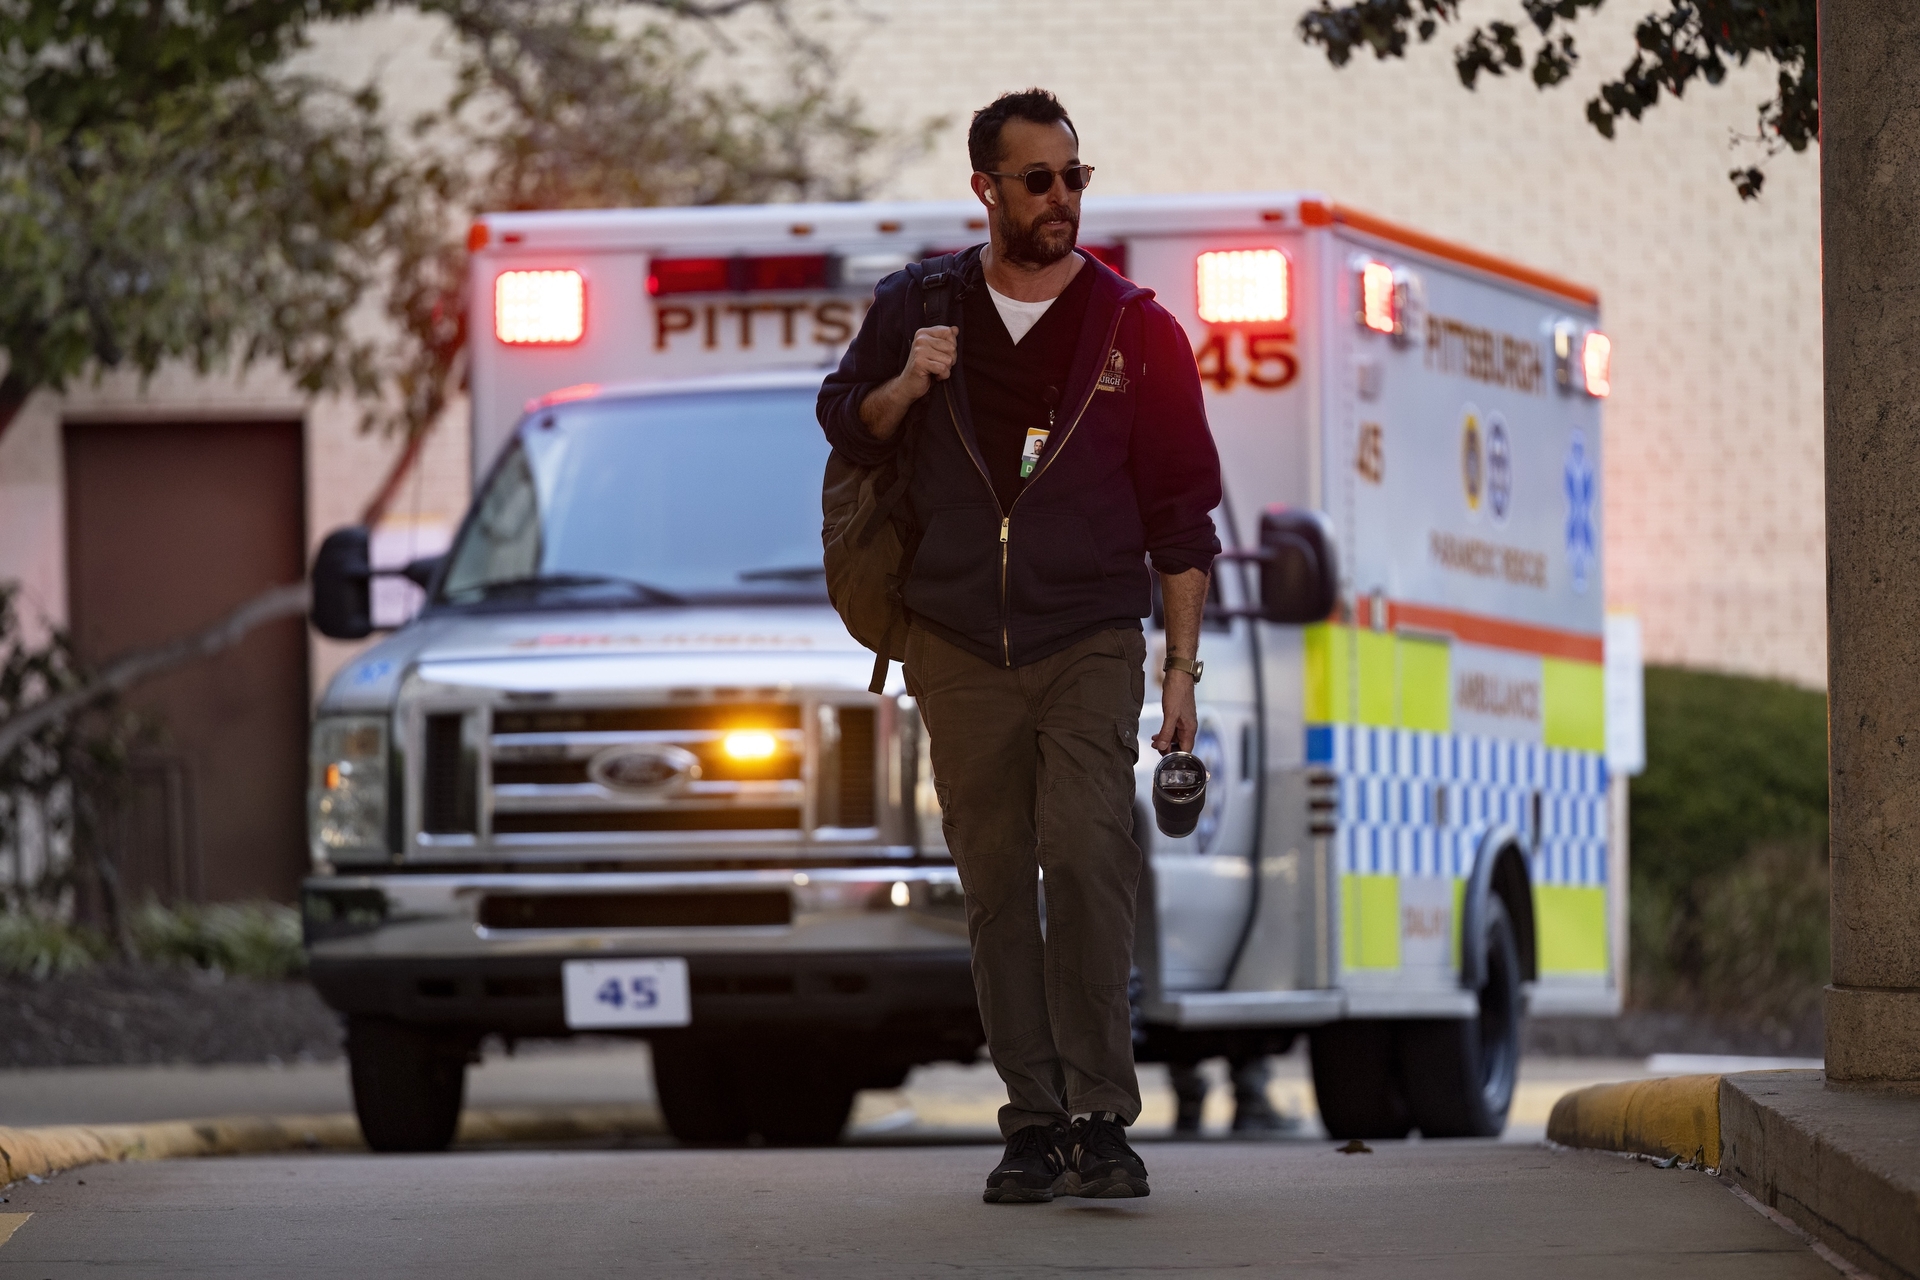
[1255,508,1339,625]
[311,525,374,640]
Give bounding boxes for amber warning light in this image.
[1195,250,1290,324]
[495,269,585,345]
[1582,331,1612,398]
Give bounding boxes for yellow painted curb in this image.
[0,1104,663,1184]
[1546,1074,1722,1167]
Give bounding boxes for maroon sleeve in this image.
[1130,303,1223,576]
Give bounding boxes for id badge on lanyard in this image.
[1019,427,1050,479]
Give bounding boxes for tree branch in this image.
[359,422,434,526]
[0,372,31,446]
[0,582,311,764]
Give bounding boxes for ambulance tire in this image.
[347,1018,469,1153]
[651,1035,859,1146]
[1307,1020,1413,1140]
[1397,897,1523,1138]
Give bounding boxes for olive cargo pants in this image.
[905,623,1146,1135]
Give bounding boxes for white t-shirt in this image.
[988,286,1057,344]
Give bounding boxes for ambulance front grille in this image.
[430,700,879,841]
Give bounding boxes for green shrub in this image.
[1629,666,1829,1021]
[0,912,107,979]
[131,900,305,980]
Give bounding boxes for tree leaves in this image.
[0,1,403,426]
[0,0,902,448]
[351,0,904,505]
[1296,0,1817,199]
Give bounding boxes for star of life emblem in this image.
[1564,429,1596,594]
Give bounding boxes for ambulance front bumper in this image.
[301,865,975,1035]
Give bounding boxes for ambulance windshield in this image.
[438,385,830,607]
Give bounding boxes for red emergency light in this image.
[1195,250,1290,324]
[1582,331,1612,398]
[1081,243,1128,277]
[1359,260,1397,335]
[647,255,831,296]
[495,270,585,345]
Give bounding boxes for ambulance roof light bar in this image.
[1195,249,1290,324]
[495,269,585,345]
[648,254,832,296]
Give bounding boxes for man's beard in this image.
[996,200,1079,267]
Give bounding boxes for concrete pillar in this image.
[1822,5,1920,1082]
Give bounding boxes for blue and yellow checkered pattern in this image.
[1306,724,1609,888]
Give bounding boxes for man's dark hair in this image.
[968,89,1077,173]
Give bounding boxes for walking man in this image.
[817,89,1222,1202]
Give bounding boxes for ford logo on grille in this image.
[588,744,701,792]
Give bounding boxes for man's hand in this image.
[1151,566,1209,754]
[900,325,958,395]
[859,325,958,442]
[1154,670,1198,755]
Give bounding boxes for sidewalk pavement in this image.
[0,1137,1839,1278]
[1550,1065,1919,1279]
[1721,1071,1920,1280]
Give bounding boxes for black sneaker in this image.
[1059,1112,1150,1198]
[982,1122,1068,1204]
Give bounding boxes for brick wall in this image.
[807,0,1827,687]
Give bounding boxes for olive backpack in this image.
[821,254,959,694]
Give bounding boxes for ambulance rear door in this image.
[1119,214,1322,994]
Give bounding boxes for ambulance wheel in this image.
[1397,897,1523,1138]
[1308,1020,1412,1140]
[651,1038,753,1144]
[651,1035,858,1146]
[347,1018,469,1153]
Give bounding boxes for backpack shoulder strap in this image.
[858,253,965,694]
[858,250,964,533]
[906,251,964,330]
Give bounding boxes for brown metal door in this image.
[63,420,309,903]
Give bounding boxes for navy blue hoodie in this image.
[817,246,1222,668]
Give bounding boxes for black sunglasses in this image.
[980,164,1095,196]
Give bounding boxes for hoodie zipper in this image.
[990,302,1130,666]
[938,289,1133,667]
[999,513,1012,663]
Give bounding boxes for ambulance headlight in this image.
[310,716,389,864]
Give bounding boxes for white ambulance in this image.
[304,192,1627,1148]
